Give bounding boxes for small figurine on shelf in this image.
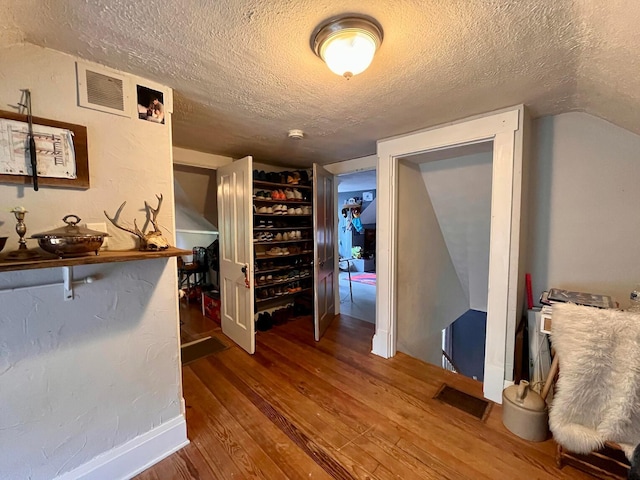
[104,194,170,250]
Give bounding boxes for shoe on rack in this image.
[285,189,294,200]
[282,232,289,241]
[295,207,302,215]
[275,233,283,241]
[293,189,303,200]
[287,172,300,185]
[288,207,296,215]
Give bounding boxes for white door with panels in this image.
[217,156,255,354]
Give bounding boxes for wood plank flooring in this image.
[137,314,596,480]
[180,301,217,345]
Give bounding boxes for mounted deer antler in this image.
[144,194,163,233]
[104,194,169,250]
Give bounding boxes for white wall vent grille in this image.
[77,62,131,117]
[85,70,124,110]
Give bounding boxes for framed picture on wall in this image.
[363,191,373,201]
[136,85,165,124]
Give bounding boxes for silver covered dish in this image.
[31,214,109,258]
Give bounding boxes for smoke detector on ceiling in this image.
[288,129,304,140]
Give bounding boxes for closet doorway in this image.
[336,170,377,324]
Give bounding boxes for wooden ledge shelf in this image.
[0,247,191,273]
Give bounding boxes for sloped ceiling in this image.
[1,1,639,165]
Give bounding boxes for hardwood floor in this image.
[138,314,594,480]
[180,301,217,345]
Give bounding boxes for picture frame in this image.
[0,109,89,189]
[136,85,165,125]
[363,191,373,201]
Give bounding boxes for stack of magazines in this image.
[540,288,616,309]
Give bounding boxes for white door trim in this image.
[375,107,524,403]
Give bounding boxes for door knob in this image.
[241,264,250,288]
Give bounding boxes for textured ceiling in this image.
[1,1,639,166]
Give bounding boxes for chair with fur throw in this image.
[550,303,640,478]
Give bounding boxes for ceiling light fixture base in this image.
[311,15,383,79]
[288,129,304,140]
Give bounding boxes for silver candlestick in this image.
[5,207,40,260]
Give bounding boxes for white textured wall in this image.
[396,160,468,366]
[420,152,492,312]
[0,44,182,480]
[528,112,640,309]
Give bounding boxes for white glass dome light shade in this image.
[320,29,378,78]
[312,17,383,79]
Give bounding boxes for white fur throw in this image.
[549,303,640,460]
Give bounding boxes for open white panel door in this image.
[313,163,336,341]
[217,156,255,354]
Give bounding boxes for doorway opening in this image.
[336,170,377,323]
[375,107,527,403]
[397,142,493,383]
[173,164,220,349]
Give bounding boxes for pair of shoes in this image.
[254,232,273,242]
[270,190,286,200]
[284,189,304,200]
[256,205,274,214]
[272,204,288,215]
[256,312,272,331]
[256,220,274,228]
[287,172,300,185]
[267,247,290,256]
[253,170,267,181]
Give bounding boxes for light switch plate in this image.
[86,222,108,249]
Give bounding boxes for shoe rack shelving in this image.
[253,172,314,311]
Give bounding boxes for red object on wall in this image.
[202,291,221,324]
[525,273,533,309]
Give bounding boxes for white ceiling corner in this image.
[3,1,640,166]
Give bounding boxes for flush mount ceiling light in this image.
[312,16,383,79]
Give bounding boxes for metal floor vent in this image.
[434,384,491,421]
